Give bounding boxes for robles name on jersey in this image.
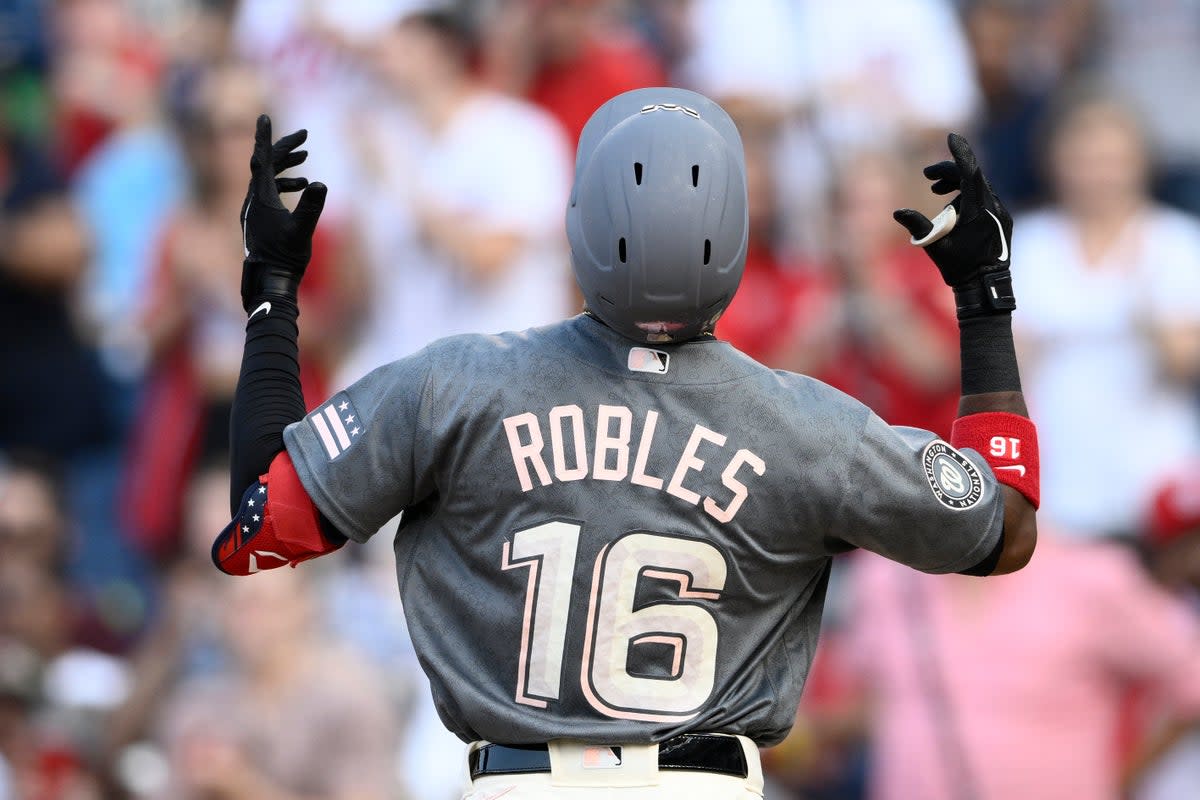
[502,404,766,524]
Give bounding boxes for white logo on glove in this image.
[986,209,1009,262]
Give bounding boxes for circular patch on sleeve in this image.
[922,441,984,510]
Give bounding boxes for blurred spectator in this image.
[1143,469,1200,598]
[762,621,868,799]
[319,525,464,800]
[70,33,186,384]
[680,1,978,257]
[52,0,164,176]
[482,0,666,146]
[0,0,51,142]
[231,0,407,221]
[338,8,571,382]
[843,537,1200,800]
[1014,88,1200,539]
[801,0,980,151]
[1093,0,1200,214]
[822,150,961,437]
[122,61,355,559]
[0,124,103,460]
[2,2,1200,797]
[105,462,238,776]
[0,0,49,74]
[0,669,100,800]
[716,112,841,372]
[155,568,399,800]
[1023,0,1098,83]
[144,0,240,69]
[681,0,810,110]
[1127,470,1200,800]
[630,0,694,82]
[5,0,171,653]
[963,0,1050,210]
[0,561,124,800]
[0,452,69,573]
[678,0,827,256]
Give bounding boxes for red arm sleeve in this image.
[212,450,346,575]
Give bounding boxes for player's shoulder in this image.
[409,320,573,372]
[760,363,873,423]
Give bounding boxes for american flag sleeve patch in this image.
[307,393,364,461]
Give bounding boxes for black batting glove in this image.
[240,114,328,314]
[893,133,1015,319]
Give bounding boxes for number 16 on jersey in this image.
[501,521,728,722]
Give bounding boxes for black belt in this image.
[469,733,748,780]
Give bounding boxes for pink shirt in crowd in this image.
[846,535,1200,800]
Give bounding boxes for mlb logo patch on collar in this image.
[628,347,669,374]
[309,393,363,460]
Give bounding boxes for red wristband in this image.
[950,412,1040,509]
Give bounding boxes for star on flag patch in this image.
[308,394,363,460]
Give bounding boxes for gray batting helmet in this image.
[566,88,748,344]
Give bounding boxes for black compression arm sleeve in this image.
[958,314,1021,396]
[228,298,306,514]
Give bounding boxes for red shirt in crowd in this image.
[528,36,666,146]
[717,241,837,366]
[719,242,960,438]
[822,245,961,439]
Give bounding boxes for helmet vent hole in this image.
[703,239,712,265]
[618,237,627,263]
[634,162,643,185]
[691,164,700,187]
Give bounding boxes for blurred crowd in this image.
[1,0,1199,798]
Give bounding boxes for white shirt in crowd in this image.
[339,89,572,385]
[1013,207,1200,538]
[234,0,403,221]
[1099,0,1200,166]
[681,0,978,255]
[684,0,977,144]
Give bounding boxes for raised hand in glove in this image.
[893,133,1015,319]
[240,114,328,314]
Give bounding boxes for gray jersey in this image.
[284,315,1002,747]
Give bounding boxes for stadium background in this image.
[1,0,1199,797]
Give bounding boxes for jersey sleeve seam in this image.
[408,349,438,501]
[283,430,375,543]
[280,352,438,544]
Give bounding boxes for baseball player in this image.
[213,88,1039,799]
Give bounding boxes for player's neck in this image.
[581,310,717,343]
